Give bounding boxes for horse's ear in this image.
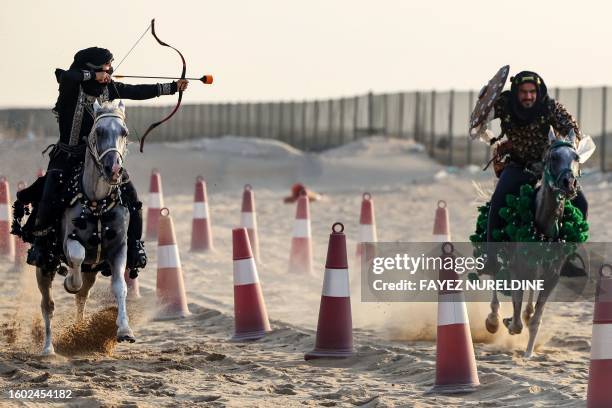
[567,129,576,144]
[548,126,557,144]
[93,100,102,115]
[118,100,126,115]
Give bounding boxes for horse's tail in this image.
[472,180,493,204]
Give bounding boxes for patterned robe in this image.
[493,92,581,165]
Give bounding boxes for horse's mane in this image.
[95,101,125,119]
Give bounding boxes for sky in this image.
[1,0,611,108]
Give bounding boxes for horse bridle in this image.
[87,111,128,186]
[542,140,580,199]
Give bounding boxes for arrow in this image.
[114,74,213,84]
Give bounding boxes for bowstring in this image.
[110,22,152,147]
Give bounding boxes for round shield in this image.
[470,65,510,129]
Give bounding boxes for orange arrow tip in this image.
[202,75,213,84]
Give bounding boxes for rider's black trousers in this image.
[486,163,588,243]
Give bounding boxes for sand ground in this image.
[1,135,611,407]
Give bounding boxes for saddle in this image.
[12,163,125,276]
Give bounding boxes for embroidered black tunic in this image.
[53,68,177,146]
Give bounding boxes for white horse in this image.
[37,100,134,355]
[486,128,595,358]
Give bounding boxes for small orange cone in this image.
[0,176,14,259]
[356,192,377,257]
[13,181,28,272]
[288,191,312,274]
[240,184,260,262]
[146,169,164,241]
[587,263,612,407]
[191,176,213,251]
[432,200,450,242]
[232,227,271,340]
[155,208,190,319]
[428,242,479,394]
[305,222,354,360]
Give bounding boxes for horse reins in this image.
[543,140,580,199]
[87,111,128,186]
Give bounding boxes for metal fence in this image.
[1,87,610,171]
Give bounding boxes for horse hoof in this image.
[63,278,80,294]
[503,317,522,335]
[117,334,136,343]
[485,313,499,334]
[41,347,55,356]
[117,328,136,343]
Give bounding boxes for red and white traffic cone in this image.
[13,181,27,272]
[191,176,213,252]
[587,264,612,407]
[428,242,479,394]
[432,200,451,242]
[356,192,377,257]
[146,169,164,241]
[124,269,141,298]
[288,191,312,274]
[156,208,190,319]
[240,184,260,262]
[232,227,271,341]
[0,176,14,259]
[305,222,354,360]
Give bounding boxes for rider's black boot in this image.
[120,180,146,276]
[26,171,63,268]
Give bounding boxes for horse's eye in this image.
[121,128,129,137]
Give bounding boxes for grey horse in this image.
[37,100,135,355]
[485,128,595,358]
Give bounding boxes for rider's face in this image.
[518,83,537,108]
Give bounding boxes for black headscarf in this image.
[70,47,113,71]
[507,71,549,125]
[63,47,113,96]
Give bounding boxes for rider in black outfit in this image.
[21,47,188,273]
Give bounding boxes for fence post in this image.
[242,103,247,136]
[383,93,389,135]
[327,99,334,148]
[414,91,420,142]
[353,95,359,140]
[577,87,583,125]
[288,101,295,147]
[367,91,374,136]
[602,86,607,173]
[302,100,308,150]
[279,101,285,142]
[430,90,436,156]
[235,103,240,136]
[339,97,346,145]
[467,90,474,165]
[448,89,454,166]
[256,103,262,138]
[313,100,320,150]
[398,92,405,138]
